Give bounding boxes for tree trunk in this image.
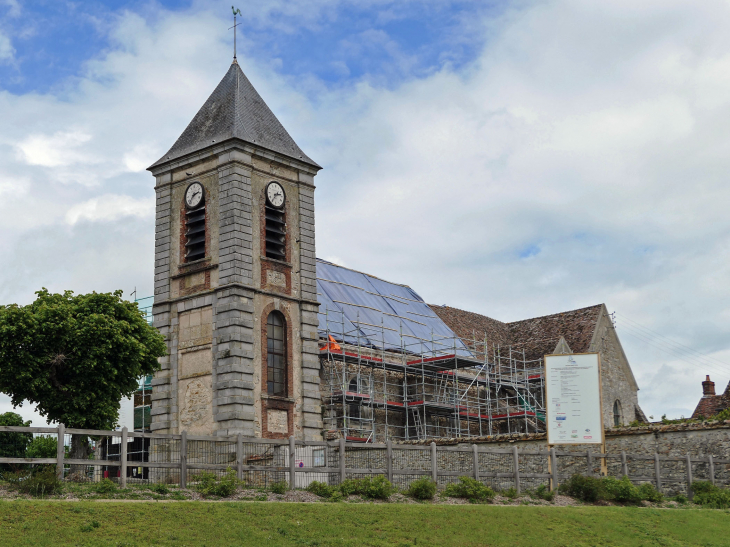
[67,434,92,481]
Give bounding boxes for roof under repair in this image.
[316,259,470,357]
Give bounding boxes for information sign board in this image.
[545,353,603,445]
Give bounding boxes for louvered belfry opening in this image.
[265,204,286,260]
[184,204,206,261]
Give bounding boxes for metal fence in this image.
[0,425,728,499]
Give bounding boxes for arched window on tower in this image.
[267,311,286,396]
[613,400,622,427]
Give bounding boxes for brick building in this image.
[691,376,730,419]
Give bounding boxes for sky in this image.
[1,0,730,424]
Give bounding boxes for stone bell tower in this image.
[148,59,322,440]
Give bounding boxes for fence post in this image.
[512,445,520,494]
[621,451,628,477]
[430,442,437,483]
[708,455,715,486]
[180,430,187,489]
[654,453,661,492]
[339,437,346,484]
[386,439,393,483]
[56,423,65,480]
[120,426,128,488]
[686,454,693,501]
[236,434,243,481]
[289,436,296,490]
[550,447,558,491]
[472,445,479,481]
[586,451,593,477]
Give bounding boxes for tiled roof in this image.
[150,61,319,169]
[429,305,509,349]
[692,382,730,419]
[507,305,603,361]
[428,304,604,361]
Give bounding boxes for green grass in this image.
[1,502,730,546]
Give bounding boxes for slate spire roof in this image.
[150,60,319,169]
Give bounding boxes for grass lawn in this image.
[0,501,729,546]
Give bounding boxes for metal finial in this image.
[231,6,243,60]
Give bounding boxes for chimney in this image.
[702,375,716,397]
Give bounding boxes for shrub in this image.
[5,466,63,497]
[195,468,238,498]
[406,478,437,500]
[560,475,662,504]
[151,483,169,495]
[673,494,688,504]
[25,436,57,459]
[328,491,344,502]
[691,481,730,509]
[603,476,643,504]
[338,476,394,500]
[559,474,602,502]
[534,484,555,502]
[94,478,118,494]
[306,481,335,499]
[269,481,288,495]
[443,477,495,503]
[637,482,663,503]
[503,487,518,500]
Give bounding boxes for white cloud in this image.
[0,30,13,62]
[16,130,93,167]
[65,194,154,225]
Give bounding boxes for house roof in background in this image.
[150,61,319,169]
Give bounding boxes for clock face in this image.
[266,182,285,208]
[185,182,204,208]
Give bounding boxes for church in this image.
[148,58,645,442]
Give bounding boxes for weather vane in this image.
[230,6,243,60]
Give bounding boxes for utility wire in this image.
[615,320,730,378]
[616,312,730,370]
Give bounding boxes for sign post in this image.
[545,353,605,483]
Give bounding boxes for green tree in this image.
[0,412,32,471]
[25,435,58,459]
[0,289,166,468]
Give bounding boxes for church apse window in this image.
[264,181,286,260]
[267,311,287,396]
[183,181,206,262]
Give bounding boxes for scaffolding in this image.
[320,307,546,442]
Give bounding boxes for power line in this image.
[615,320,730,378]
[616,312,730,370]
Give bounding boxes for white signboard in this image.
[545,353,603,445]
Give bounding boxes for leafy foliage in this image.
[5,466,62,497]
[306,481,336,498]
[25,435,57,459]
[559,474,663,504]
[442,476,495,502]
[691,481,730,509]
[338,476,394,500]
[94,478,118,494]
[269,481,288,495]
[406,477,437,500]
[533,484,555,501]
[195,469,238,498]
[0,289,166,431]
[0,412,32,461]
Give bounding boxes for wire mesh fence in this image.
[1,425,728,498]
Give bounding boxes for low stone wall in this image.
[395,421,730,496]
